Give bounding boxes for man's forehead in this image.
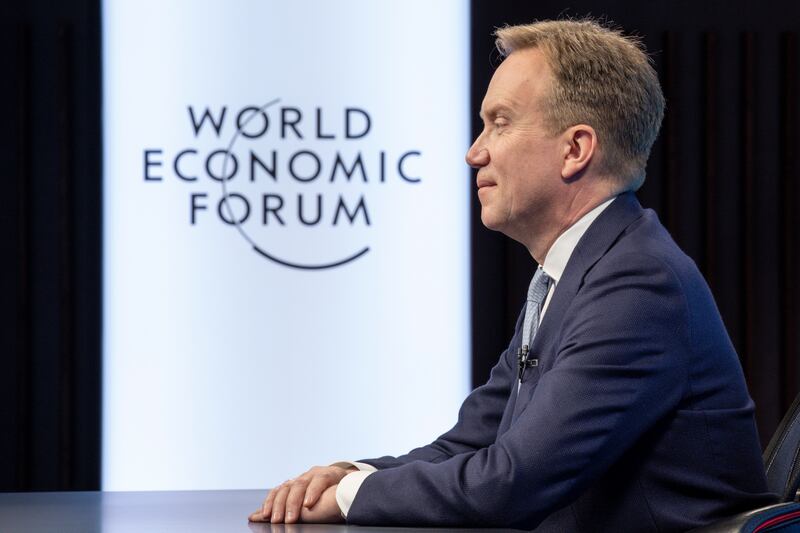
[480,51,550,116]
[495,49,549,86]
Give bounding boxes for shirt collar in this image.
[542,197,616,284]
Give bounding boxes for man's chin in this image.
[480,210,504,232]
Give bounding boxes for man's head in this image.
[493,19,665,190]
[466,19,664,258]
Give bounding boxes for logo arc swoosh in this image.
[251,245,370,270]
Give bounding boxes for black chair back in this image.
[763,393,800,502]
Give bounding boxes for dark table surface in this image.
[0,489,521,532]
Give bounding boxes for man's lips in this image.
[476,178,496,189]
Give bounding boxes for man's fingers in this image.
[303,466,354,507]
[300,484,344,524]
[284,479,309,523]
[270,483,291,523]
[250,466,352,523]
[261,486,278,517]
[303,476,329,508]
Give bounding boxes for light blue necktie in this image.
[518,265,551,383]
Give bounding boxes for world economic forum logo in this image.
[141,99,423,270]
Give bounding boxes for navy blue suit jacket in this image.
[348,193,776,531]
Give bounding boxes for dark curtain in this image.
[0,0,101,491]
[1,0,798,491]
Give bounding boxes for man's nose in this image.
[465,141,489,169]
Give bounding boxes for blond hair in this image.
[495,19,664,190]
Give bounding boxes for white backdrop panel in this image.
[102,0,471,490]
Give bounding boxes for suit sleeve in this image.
[347,253,691,529]
[357,309,525,470]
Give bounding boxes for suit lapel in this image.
[509,193,646,420]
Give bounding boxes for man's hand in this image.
[248,465,355,523]
[298,485,345,523]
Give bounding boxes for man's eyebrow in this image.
[479,104,515,121]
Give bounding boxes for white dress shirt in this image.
[334,197,616,518]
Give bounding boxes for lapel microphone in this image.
[517,344,539,382]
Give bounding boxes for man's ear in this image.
[561,124,597,181]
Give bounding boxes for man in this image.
[249,19,776,531]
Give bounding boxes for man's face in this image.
[466,47,564,240]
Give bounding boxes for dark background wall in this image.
[1,0,798,491]
[1,0,101,491]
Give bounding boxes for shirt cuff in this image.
[329,460,378,472]
[335,470,373,518]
